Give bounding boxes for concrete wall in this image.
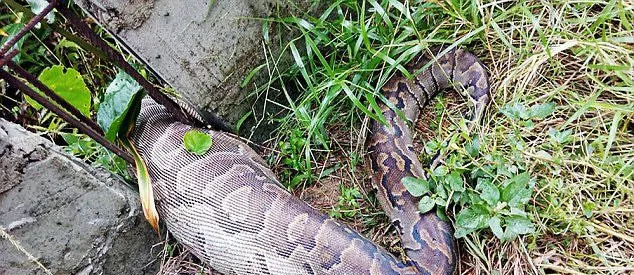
[74,0,313,133]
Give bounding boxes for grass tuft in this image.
[250,0,634,273]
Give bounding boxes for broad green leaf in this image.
[535,150,553,160]
[489,215,535,241]
[530,102,556,119]
[435,181,448,199]
[500,102,529,120]
[508,172,530,188]
[548,128,572,145]
[434,196,447,207]
[453,226,475,238]
[436,207,449,222]
[183,130,213,155]
[510,206,529,217]
[61,132,93,156]
[456,203,491,229]
[60,132,79,145]
[445,171,464,192]
[476,178,500,206]
[417,195,435,213]
[26,66,92,116]
[501,172,533,207]
[97,70,143,141]
[424,139,442,154]
[433,165,448,177]
[504,215,535,236]
[402,176,429,197]
[488,215,505,240]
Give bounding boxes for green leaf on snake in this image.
[183,130,213,155]
[97,70,143,141]
[402,177,430,197]
[417,196,435,213]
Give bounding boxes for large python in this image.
[130,47,490,274]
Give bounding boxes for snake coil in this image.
[131,47,490,274]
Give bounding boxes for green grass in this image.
[253,0,634,273]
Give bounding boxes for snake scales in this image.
[130,47,490,274]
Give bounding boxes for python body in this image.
[130,47,490,274]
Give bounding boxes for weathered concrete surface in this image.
[0,119,160,275]
[74,0,313,131]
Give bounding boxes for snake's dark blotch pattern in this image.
[131,47,490,274]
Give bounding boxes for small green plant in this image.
[328,184,362,219]
[499,101,556,130]
[403,100,557,241]
[61,131,130,179]
[348,152,363,173]
[277,128,313,189]
[404,139,537,241]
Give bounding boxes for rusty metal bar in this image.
[6,60,104,135]
[0,0,60,56]
[0,49,19,67]
[0,69,134,164]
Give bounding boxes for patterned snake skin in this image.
[130,47,490,274]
